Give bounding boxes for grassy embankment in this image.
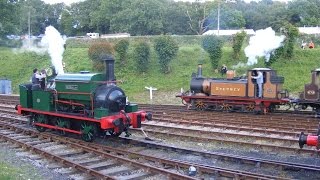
[0,42,320,104]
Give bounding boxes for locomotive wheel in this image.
[268,104,276,113]
[34,114,48,132]
[194,100,207,110]
[108,130,122,137]
[245,104,255,112]
[220,103,232,112]
[81,122,96,142]
[56,119,70,136]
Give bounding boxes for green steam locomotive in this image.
[16,56,151,141]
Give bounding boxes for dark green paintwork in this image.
[32,90,54,111]
[55,73,105,101]
[94,108,109,119]
[125,104,138,113]
[19,84,32,108]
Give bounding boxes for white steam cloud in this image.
[14,26,66,75]
[40,26,65,74]
[244,27,285,65]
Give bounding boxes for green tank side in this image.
[55,73,105,101]
[32,90,54,111]
[19,84,33,108]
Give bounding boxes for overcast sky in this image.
[41,0,292,5]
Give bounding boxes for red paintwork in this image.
[17,105,147,134]
[306,135,319,146]
[178,95,289,109]
[179,95,290,104]
[34,123,82,134]
[19,107,100,123]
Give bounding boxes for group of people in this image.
[31,68,47,89]
[301,41,315,49]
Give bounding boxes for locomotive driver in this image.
[252,71,263,98]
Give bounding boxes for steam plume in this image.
[40,26,65,74]
[244,27,285,65]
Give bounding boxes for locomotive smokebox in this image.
[101,54,115,82]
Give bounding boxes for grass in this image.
[0,162,19,180]
[1,44,320,104]
[0,161,39,180]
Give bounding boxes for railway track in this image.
[0,107,319,179]
[0,102,319,155]
[1,95,320,179]
[0,116,294,179]
[139,104,320,134]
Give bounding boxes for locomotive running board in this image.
[33,123,82,134]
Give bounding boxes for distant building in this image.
[202,29,255,36]
[298,27,320,35]
[100,33,130,39]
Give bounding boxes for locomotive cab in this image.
[296,69,320,112]
[301,69,320,101]
[247,68,286,99]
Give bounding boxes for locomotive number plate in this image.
[65,85,78,90]
[307,90,316,95]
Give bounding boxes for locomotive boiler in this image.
[177,64,290,113]
[17,55,151,141]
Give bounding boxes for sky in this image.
[42,0,292,5]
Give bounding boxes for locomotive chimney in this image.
[197,64,202,77]
[101,54,115,82]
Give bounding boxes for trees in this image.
[202,35,223,70]
[0,0,20,38]
[133,41,151,73]
[281,23,299,59]
[232,31,246,60]
[154,36,179,74]
[1,0,320,39]
[88,42,114,72]
[115,39,130,65]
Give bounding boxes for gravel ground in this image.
[124,132,320,180]
[0,141,71,180]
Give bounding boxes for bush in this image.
[202,35,223,70]
[133,41,150,73]
[265,46,284,67]
[115,39,129,65]
[154,36,179,73]
[88,42,114,71]
[281,23,299,59]
[232,31,246,60]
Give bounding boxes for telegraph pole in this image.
[28,11,31,48]
[217,1,220,36]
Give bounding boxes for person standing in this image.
[252,71,264,98]
[31,68,45,86]
[221,64,227,76]
[39,69,47,89]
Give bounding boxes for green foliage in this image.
[133,41,150,73]
[4,41,320,105]
[154,36,179,74]
[115,39,129,65]
[232,31,246,60]
[281,23,299,59]
[202,35,223,70]
[88,42,114,71]
[265,47,284,67]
